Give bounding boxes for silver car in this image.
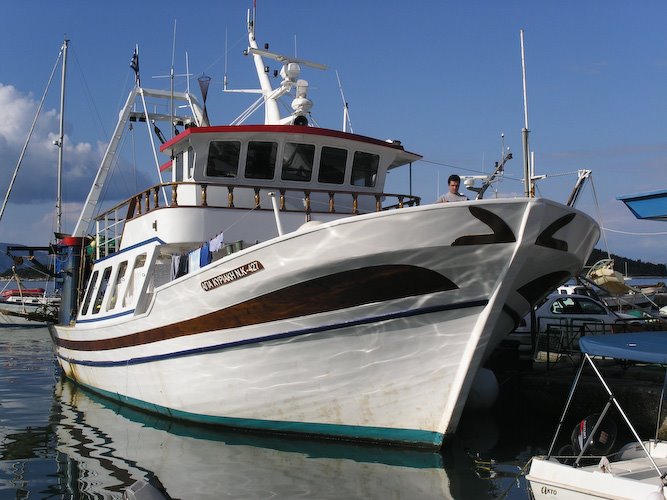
[512,294,638,358]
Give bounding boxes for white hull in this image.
[601,292,656,309]
[51,198,598,447]
[528,445,667,500]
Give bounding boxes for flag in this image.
[130,45,140,86]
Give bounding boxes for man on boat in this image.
[438,174,469,202]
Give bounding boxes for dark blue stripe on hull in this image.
[57,299,489,367]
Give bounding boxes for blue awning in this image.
[580,333,667,364]
[617,189,667,220]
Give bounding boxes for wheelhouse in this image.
[161,125,421,195]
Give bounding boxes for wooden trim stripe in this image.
[54,264,457,352]
[56,299,489,367]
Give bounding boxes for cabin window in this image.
[281,143,314,181]
[245,141,277,179]
[351,151,379,187]
[107,261,128,310]
[80,270,99,316]
[92,266,112,314]
[175,152,184,182]
[206,141,240,178]
[122,253,147,307]
[318,146,347,184]
[187,146,195,178]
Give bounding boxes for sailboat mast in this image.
[56,38,69,234]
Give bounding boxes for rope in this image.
[589,174,612,259]
[601,227,667,236]
[485,456,533,500]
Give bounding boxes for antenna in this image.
[224,27,228,90]
[520,29,531,198]
[335,71,353,133]
[170,19,177,140]
[185,51,190,94]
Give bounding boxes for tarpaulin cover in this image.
[579,333,667,364]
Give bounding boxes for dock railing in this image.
[534,317,666,368]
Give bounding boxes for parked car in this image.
[516,294,637,332]
[510,294,640,357]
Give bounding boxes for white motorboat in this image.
[586,258,657,309]
[527,333,667,499]
[47,10,600,448]
[0,286,59,328]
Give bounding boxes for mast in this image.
[520,29,531,198]
[56,39,69,234]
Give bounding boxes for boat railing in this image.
[92,181,421,258]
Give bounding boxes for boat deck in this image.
[583,456,667,482]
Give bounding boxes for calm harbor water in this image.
[0,327,549,499]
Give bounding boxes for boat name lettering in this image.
[540,486,557,496]
[201,261,264,291]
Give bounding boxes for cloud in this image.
[563,61,608,76]
[0,83,102,205]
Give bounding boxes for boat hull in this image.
[0,302,50,328]
[50,198,599,448]
[528,453,667,499]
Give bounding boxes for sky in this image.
[0,0,666,265]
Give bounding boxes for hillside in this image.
[1,243,665,279]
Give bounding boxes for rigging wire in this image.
[600,227,667,236]
[71,49,109,141]
[0,46,63,224]
[589,173,612,259]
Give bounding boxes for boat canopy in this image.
[617,189,667,220]
[579,332,667,364]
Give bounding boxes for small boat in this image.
[527,333,667,499]
[47,10,600,448]
[585,259,657,309]
[586,259,629,294]
[0,284,60,327]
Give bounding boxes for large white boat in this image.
[48,11,600,448]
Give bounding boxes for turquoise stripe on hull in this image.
[78,381,445,449]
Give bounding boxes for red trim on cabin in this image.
[160,125,418,156]
[160,159,172,172]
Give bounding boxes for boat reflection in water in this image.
[54,379,500,499]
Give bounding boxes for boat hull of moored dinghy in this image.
[49,197,599,448]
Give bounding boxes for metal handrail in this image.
[91,181,421,257]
